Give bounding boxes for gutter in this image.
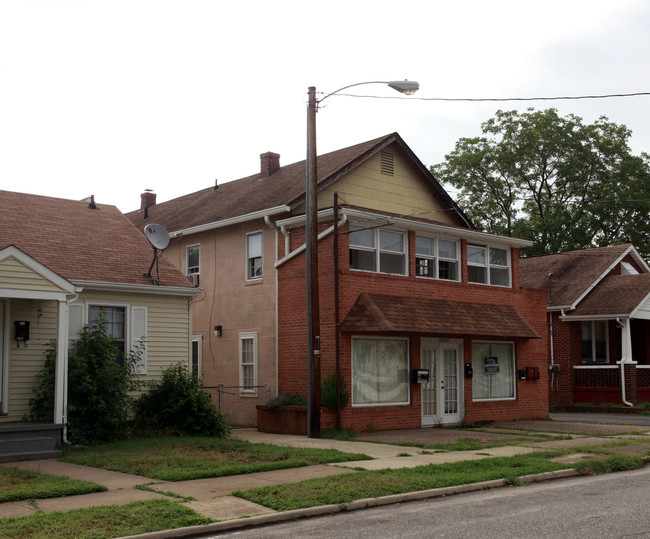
[71,280,199,297]
[169,205,290,238]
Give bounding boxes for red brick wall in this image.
[277,221,549,431]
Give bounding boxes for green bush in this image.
[266,394,308,408]
[321,374,349,410]
[28,319,142,445]
[135,362,230,437]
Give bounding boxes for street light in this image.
[305,80,420,438]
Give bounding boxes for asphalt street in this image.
[210,465,650,538]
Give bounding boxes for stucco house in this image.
[1,190,197,460]
[520,244,650,407]
[128,133,549,430]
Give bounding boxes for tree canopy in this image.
[431,108,650,257]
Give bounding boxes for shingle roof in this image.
[126,133,472,233]
[519,244,633,308]
[340,293,538,339]
[1,190,193,288]
[569,273,650,317]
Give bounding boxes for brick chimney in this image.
[140,190,157,210]
[260,152,280,178]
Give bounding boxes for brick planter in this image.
[256,405,337,434]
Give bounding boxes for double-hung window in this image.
[467,245,510,286]
[186,244,200,285]
[415,236,459,280]
[89,305,126,357]
[349,225,406,275]
[472,341,516,400]
[246,232,263,280]
[239,332,258,391]
[581,321,608,363]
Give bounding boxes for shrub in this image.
[321,374,349,410]
[28,319,142,445]
[135,362,230,437]
[266,394,308,408]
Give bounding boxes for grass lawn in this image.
[0,467,105,503]
[233,454,571,511]
[0,499,212,539]
[60,436,372,481]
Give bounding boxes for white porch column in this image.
[619,318,634,364]
[53,300,69,425]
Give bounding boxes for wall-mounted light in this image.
[215,325,222,338]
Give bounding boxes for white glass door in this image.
[421,339,462,425]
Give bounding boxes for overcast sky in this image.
[1,0,649,213]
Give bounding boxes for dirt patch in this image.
[550,453,600,464]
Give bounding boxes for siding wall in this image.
[0,257,63,292]
[1,290,191,423]
[317,148,457,226]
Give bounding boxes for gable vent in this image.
[381,151,394,176]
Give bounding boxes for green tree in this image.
[29,319,143,444]
[431,108,650,256]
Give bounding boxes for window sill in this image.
[245,279,264,286]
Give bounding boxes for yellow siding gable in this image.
[0,256,67,293]
[318,144,457,225]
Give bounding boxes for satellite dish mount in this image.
[143,224,170,285]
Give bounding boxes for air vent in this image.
[381,151,394,176]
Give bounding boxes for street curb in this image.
[121,468,580,539]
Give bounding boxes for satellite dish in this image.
[144,224,170,250]
[143,224,170,285]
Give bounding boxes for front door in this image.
[421,338,462,425]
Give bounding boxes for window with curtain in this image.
[471,341,515,400]
[352,337,409,405]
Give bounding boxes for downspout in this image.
[280,225,290,258]
[333,193,341,430]
[617,317,634,407]
[264,215,280,398]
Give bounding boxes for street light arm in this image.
[316,80,419,106]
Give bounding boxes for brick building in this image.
[520,244,650,407]
[129,133,549,430]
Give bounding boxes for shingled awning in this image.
[340,293,539,339]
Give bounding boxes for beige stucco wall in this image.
[164,219,278,398]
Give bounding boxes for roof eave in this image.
[168,205,291,238]
[72,280,199,296]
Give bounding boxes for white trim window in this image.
[349,225,406,275]
[467,245,511,287]
[239,332,258,390]
[352,337,409,406]
[88,304,147,374]
[415,236,459,281]
[472,341,516,401]
[186,244,200,284]
[191,334,203,377]
[581,321,608,363]
[89,305,126,356]
[246,232,263,280]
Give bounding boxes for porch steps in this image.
[0,424,63,462]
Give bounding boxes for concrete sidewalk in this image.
[0,416,648,532]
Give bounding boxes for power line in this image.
[336,91,650,103]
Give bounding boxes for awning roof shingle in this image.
[340,293,539,339]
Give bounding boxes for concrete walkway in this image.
[0,415,648,531]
